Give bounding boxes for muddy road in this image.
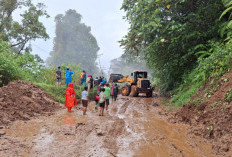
[0,95,224,157]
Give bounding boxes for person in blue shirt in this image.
[65,68,74,86]
[101,76,107,85]
[83,71,87,86]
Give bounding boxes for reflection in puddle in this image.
[4,120,42,141]
[63,113,76,126]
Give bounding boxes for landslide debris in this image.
[176,71,232,155]
[0,80,61,126]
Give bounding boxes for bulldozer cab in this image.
[131,71,147,85]
[116,70,153,97]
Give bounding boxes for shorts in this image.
[57,78,61,82]
[106,99,110,106]
[100,102,105,108]
[82,100,88,107]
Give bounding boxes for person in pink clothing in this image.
[110,83,114,100]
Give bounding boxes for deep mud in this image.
[176,72,232,156]
[0,81,60,126]
[0,94,225,157]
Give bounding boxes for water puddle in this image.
[1,97,219,157]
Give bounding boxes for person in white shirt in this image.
[81,86,89,115]
[99,88,106,116]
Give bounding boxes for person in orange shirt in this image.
[65,83,77,112]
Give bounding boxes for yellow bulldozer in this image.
[109,71,153,97]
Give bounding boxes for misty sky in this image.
[31,0,129,71]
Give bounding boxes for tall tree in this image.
[47,9,100,74]
[0,0,49,54]
[121,0,226,91]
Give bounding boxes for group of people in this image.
[56,66,119,116]
[94,83,118,115]
[55,66,74,87]
[65,82,118,116]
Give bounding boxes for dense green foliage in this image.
[0,40,44,86]
[171,41,232,106]
[121,0,226,91]
[170,0,232,106]
[121,0,232,106]
[0,0,49,54]
[47,9,100,75]
[0,41,22,86]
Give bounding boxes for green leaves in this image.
[121,0,226,91]
[219,6,232,20]
[0,0,49,54]
[171,41,232,106]
[219,0,232,41]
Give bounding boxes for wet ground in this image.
[0,95,224,157]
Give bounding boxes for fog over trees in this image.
[47,9,100,74]
[109,54,149,76]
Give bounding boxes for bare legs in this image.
[83,107,87,115]
[99,107,104,116]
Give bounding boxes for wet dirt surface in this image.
[0,95,226,157]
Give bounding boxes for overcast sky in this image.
[31,0,129,71]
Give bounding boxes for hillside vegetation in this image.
[121,0,232,105]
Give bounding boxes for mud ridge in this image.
[0,80,61,126]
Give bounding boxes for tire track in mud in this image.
[0,95,223,157]
[112,96,220,157]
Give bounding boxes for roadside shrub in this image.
[0,51,22,86]
[171,41,232,106]
[0,41,23,86]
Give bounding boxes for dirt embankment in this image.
[176,71,232,155]
[0,80,61,126]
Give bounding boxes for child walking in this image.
[99,88,106,116]
[81,86,89,115]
